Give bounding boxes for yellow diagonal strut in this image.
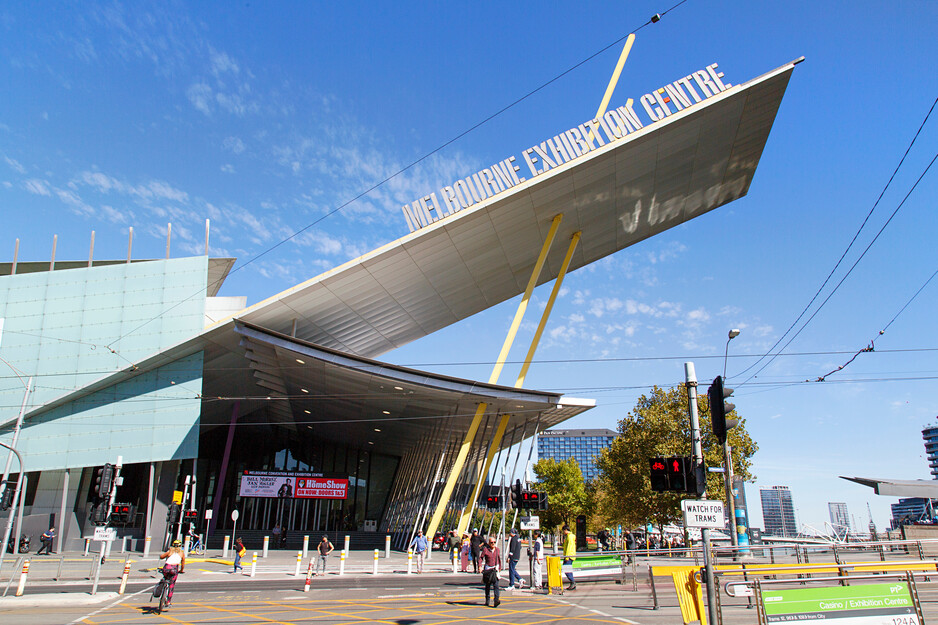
[456,230,582,534]
[425,214,563,542]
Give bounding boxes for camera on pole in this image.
[708,375,737,444]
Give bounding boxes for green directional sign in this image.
[762,582,918,624]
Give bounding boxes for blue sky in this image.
[1,1,936,533]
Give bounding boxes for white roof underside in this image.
[226,61,797,359]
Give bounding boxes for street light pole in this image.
[0,441,25,571]
[722,330,740,553]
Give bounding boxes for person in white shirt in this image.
[159,539,186,607]
[532,530,544,589]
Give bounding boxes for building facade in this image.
[760,486,798,537]
[828,502,851,532]
[536,428,616,481]
[0,58,798,553]
[923,425,938,479]
[890,498,935,529]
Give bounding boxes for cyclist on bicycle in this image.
[158,539,186,608]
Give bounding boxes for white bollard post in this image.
[118,560,131,594]
[344,535,350,554]
[303,560,314,592]
[294,551,303,576]
[122,536,128,553]
[250,552,257,577]
[339,550,346,576]
[15,559,29,597]
[373,549,379,575]
[222,535,230,559]
[84,539,90,556]
[263,536,269,558]
[143,535,152,558]
[303,535,310,559]
[452,548,458,574]
[385,535,391,558]
[183,535,190,555]
[407,548,413,574]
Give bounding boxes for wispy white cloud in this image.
[222,137,245,154]
[24,178,51,196]
[4,156,26,174]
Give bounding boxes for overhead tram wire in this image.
[809,263,938,383]
[101,3,687,356]
[738,150,938,386]
[732,96,938,384]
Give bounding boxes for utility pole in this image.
[685,362,718,625]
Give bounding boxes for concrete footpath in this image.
[0,547,478,604]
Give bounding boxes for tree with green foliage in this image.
[595,385,758,531]
[531,457,588,531]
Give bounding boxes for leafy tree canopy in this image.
[595,384,758,531]
[531,456,588,530]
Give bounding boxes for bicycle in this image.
[189,535,204,555]
[152,566,182,614]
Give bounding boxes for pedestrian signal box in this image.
[183,509,199,523]
[649,456,697,493]
[485,494,502,510]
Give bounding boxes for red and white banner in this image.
[295,477,349,500]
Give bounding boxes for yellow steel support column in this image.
[424,214,563,542]
[457,414,510,534]
[516,232,581,387]
[588,33,636,145]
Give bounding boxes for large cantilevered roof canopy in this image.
[841,476,938,498]
[228,59,799,359]
[219,321,594,456]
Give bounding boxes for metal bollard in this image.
[118,560,131,594]
[344,535,350,554]
[121,536,128,553]
[303,560,314,592]
[222,535,230,559]
[143,535,152,558]
[183,535,190,555]
[385,535,391,558]
[250,552,257,577]
[56,555,65,581]
[339,550,346,576]
[452,548,458,574]
[407,548,413,574]
[15,559,30,597]
[84,538,91,556]
[303,535,309,559]
[263,536,269,558]
[295,551,303,577]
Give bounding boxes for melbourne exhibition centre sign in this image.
[402,63,733,232]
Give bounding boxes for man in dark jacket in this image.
[469,529,483,573]
[480,535,502,607]
[507,527,524,588]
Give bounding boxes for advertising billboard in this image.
[238,471,348,499]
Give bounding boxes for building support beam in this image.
[424,214,563,542]
[457,414,510,534]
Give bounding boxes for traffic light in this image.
[667,457,687,492]
[94,464,115,498]
[649,457,669,492]
[0,481,13,511]
[90,501,109,525]
[537,492,549,511]
[167,502,181,524]
[110,503,135,524]
[510,479,522,508]
[485,494,501,510]
[522,491,542,508]
[708,375,737,444]
[183,509,199,524]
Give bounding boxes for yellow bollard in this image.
[452,548,458,574]
[250,551,257,577]
[143,535,152,557]
[339,550,346,576]
[263,536,269,558]
[385,534,391,558]
[407,548,413,574]
[294,551,303,576]
[222,535,230,558]
[15,559,29,597]
[118,560,131,595]
[373,549,379,575]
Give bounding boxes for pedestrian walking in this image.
[469,528,483,573]
[409,529,428,573]
[562,524,576,590]
[37,527,56,555]
[507,527,524,588]
[460,532,471,572]
[316,535,334,575]
[480,535,502,607]
[532,530,544,589]
[233,537,246,573]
